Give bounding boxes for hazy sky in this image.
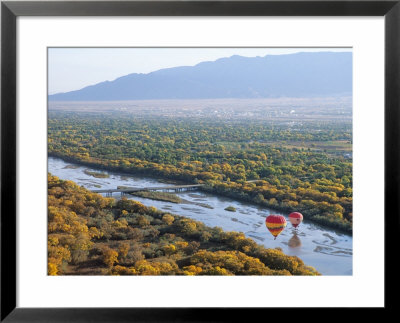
[48,47,352,94]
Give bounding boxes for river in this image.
[48,157,352,275]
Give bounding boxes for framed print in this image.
[1,0,399,321]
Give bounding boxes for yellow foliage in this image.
[112,265,136,275]
[183,265,203,275]
[134,260,160,275]
[89,227,103,239]
[102,248,119,268]
[175,241,189,249]
[48,262,59,276]
[162,214,175,225]
[48,236,59,247]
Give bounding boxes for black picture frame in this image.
[1,0,399,321]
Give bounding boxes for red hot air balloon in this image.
[289,212,303,228]
[265,214,287,240]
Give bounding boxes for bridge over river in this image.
[91,184,204,196]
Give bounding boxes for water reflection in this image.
[288,231,302,248]
[48,157,353,275]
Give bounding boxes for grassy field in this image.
[264,140,352,156]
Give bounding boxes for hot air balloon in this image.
[289,212,303,228]
[265,214,287,239]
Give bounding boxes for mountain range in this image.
[49,52,352,101]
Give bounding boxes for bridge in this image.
[91,184,204,196]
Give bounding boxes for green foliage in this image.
[48,112,352,232]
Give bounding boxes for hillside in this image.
[49,52,352,101]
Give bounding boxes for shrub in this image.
[102,247,119,268]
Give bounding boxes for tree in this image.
[102,248,119,268]
[162,214,175,226]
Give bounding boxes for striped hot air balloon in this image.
[289,212,303,228]
[265,214,287,239]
